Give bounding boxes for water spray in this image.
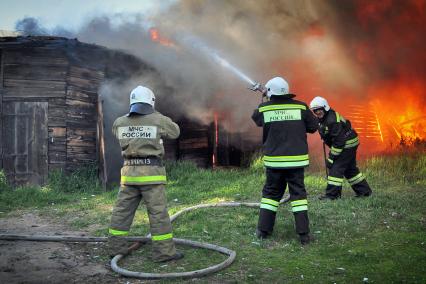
[177,34,265,94]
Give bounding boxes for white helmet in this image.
[265,77,290,98]
[130,86,155,107]
[310,96,330,111]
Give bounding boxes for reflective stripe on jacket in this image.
[252,97,318,169]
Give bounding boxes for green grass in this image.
[0,153,425,283]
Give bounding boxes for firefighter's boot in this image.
[107,236,130,258]
[156,251,185,263]
[299,233,311,245]
[256,229,271,239]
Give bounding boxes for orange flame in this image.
[368,80,426,146]
[149,28,176,47]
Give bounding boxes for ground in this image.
[0,212,120,284]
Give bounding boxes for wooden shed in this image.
[0,36,260,187]
[0,36,142,186]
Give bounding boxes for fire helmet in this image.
[265,77,290,98]
[128,86,155,115]
[309,96,330,111]
[130,86,155,107]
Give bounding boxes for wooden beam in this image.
[97,99,107,189]
[0,49,3,169]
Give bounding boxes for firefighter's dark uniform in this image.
[319,109,372,199]
[108,110,180,262]
[252,96,317,238]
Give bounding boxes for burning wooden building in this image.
[0,36,259,187]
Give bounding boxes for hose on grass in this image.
[0,196,290,279]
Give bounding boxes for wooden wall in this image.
[1,45,69,184]
[65,66,104,172]
[176,119,211,168]
[0,38,105,185]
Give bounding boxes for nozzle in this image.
[248,82,263,92]
[248,82,266,95]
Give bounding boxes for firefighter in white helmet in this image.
[309,96,372,200]
[107,85,184,262]
[252,76,318,245]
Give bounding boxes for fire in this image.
[212,112,219,167]
[149,28,176,47]
[363,79,426,147]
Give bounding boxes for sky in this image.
[0,0,176,32]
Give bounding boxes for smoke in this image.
[14,0,426,149]
[15,17,49,35]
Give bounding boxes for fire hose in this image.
[0,196,290,280]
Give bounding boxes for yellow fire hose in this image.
[0,197,290,280]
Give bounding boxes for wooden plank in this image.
[66,87,97,103]
[66,98,95,108]
[179,138,209,150]
[4,79,66,89]
[3,64,68,81]
[0,49,3,169]
[49,127,66,137]
[34,102,48,184]
[2,87,66,98]
[69,66,104,81]
[97,99,107,188]
[2,102,16,185]
[48,98,66,127]
[67,76,100,92]
[3,48,68,66]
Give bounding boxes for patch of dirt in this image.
[0,212,141,283]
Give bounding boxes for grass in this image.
[0,153,425,283]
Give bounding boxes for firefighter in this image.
[252,77,318,245]
[107,85,183,262]
[309,96,372,200]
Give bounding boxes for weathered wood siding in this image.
[2,47,68,100]
[177,119,211,167]
[2,101,48,185]
[0,37,106,185]
[65,67,104,172]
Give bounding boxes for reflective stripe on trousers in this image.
[109,228,129,236]
[260,198,280,212]
[328,176,343,186]
[347,172,365,185]
[291,199,308,212]
[152,232,173,241]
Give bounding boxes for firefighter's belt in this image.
[123,157,163,166]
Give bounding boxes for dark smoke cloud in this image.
[15,17,49,35]
[13,0,426,132]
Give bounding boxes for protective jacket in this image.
[252,96,318,169]
[112,111,180,185]
[317,109,372,199]
[318,109,359,163]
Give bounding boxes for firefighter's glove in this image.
[326,157,334,169]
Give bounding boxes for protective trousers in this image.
[326,146,372,198]
[258,168,309,236]
[109,184,176,262]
